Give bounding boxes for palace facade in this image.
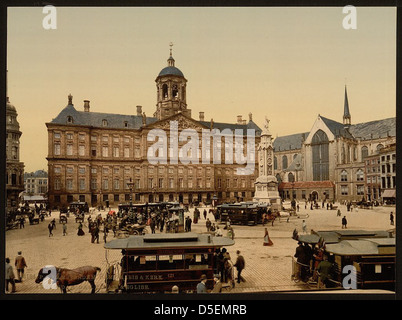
[46,51,261,208]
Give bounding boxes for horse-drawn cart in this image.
[115,223,148,238]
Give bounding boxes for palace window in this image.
[79,145,85,156]
[102,119,108,127]
[54,143,61,155]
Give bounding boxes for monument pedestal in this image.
[253,176,282,211]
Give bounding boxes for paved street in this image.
[5,202,395,294]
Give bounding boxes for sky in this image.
[7,6,396,172]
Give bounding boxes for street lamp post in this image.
[127,178,135,207]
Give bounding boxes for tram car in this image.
[216,202,270,225]
[293,229,395,291]
[104,232,234,293]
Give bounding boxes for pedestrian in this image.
[150,218,156,234]
[206,218,211,232]
[187,216,192,232]
[390,212,394,226]
[215,226,223,237]
[227,226,235,240]
[211,277,223,293]
[234,250,245,284]
[19,216,25,229]
[302,220,307,234]
[294,241,308,282]
[160,217,165,232]
[203,209,207,220]
[317,254,334,288]
[62,221,67,236]
[337,209,341,217]
[342,216,347,229]
[263,228,273,246]
[48,222,53,237]
[14,251,27,282]
[5,258,16,293]
[103,229,108,243]
[297,203,300,212]
[94,225,100,243]
[196,274,208,293]
[51,218,56,230]
[77,222,85,236]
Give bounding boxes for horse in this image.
[35,266,101,293]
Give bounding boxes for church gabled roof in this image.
[273,132,308,151]
[349,117,396,140]
[319,116,354,139]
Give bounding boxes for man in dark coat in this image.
[234,250,245,283]
[294,242,309,282]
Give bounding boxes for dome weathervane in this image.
[169,42,173,57]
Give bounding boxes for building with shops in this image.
[24,170,48,196]
[274,87,396,202]
[46,50,261,208]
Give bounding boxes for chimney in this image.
[136,105,142,116]
[83,100,90,112]
[242,120,247,125]
[210,118,214,130]
[237,115,243,124]
[249,112,253,122]
[199,111,205,121]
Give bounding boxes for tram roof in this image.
[325,238,395,256]
[104,232,235,250]
[297,230,392,244]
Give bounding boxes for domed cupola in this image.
[154,43,190,120]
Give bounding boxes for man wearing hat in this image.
[196,274,208,293]
[14,251,27,282]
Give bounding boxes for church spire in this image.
[343,85,351,126]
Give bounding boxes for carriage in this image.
[104,232,235,293]
[69,202,89,215]
[115,223,148,239]
[59,213,68,224]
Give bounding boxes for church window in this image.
[282,155,288,169]
[341,170,348,182]
[361,146,368,160]
[312,130,329,181]
[288,172,295,183]
[356,169,364,181]
[376,144,384,154]
[274,156,277,170]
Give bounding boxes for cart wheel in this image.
[132,230,139,236]
[142,228,148,234]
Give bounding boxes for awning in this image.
[382,190,396,198]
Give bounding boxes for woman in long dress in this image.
[77,222,85,236]
[263,228,273,246]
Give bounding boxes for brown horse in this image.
[35,266,101,293]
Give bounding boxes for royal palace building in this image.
[273,87,396,203]
[46,51,261,208]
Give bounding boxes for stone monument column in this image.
[253,117,282,210]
